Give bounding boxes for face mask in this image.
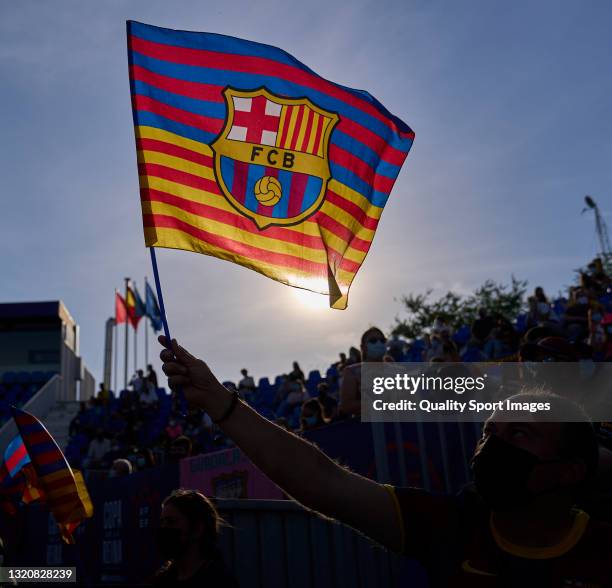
[366,341,386,360]
[592,313,602,323]
[303,415,318,426]
[108,469,118,478]
[471,435,559,512]
[155,527,184,560]
[607,325,612,335]
[577,296,588,305]
[136,457,146,468]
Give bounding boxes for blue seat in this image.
[17,372,32,384]
[31,371,46,383]
[2,372,17,385]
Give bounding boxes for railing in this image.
[0,375,62,452]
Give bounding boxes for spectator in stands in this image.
[289,361,305,383]
[130,370,146,395]
[346,346,361,365]
[109,458,132,477]
[69,401,88,437]
[336,352,347,372]
[317,382,338,422]
[159,339,612,586]
[147,364,159,389]
[339,327,386,416]
[165,416,183,442]
[152,489,237,587]
[563,287,591,341]
[139,379,159,409]
[96,382,110,403]
[277,374,308,418]
[471,307,495,344]
[299,399,327,431]
[237,368,255,397]
[85,430,111,469]
[167,436,193,463]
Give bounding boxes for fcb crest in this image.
[211,87,339,229]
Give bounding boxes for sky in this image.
[1,0,611,387]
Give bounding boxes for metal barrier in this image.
[215,499,413,588]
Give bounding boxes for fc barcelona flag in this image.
[12,408,93,543]
[127,21,414,309]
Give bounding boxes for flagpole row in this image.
[149,248,172,342]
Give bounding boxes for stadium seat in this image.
[2,372,17,385]
[16,371,32,384]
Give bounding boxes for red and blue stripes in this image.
[127,21,414,208]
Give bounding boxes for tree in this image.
[392,276,528,340]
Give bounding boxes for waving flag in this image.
[127,21,414,309]
[12,408,93,543]
[145,279,163,331]
[126,284,146,328]
[115,290,128,325]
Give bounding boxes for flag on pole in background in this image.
[126,284,146,328]
[115,291,128,325]
[127,21,414,309]
[12,408,93,543]
[145,280,163,331]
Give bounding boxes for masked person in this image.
[339,327,387,416]
[160,337,612,587]
[153,489,238,587]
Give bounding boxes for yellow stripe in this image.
[138,149,216,182]
[42,469,75,484]
[329,179,383,220]
[320,200,376,242]
[284,106,300,149]
[317,117,330,156]
[136,125,213,157]
[306,112,319,154]
[47,485,79,500]
[146,226,328,285]
[294,106,308,151]
[343,245,368,265]
[143,200,328,264]
[143,175,322,238]
[276,106,289,148]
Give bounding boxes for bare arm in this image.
[159,337,402,551]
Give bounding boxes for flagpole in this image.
[149,248,172,342]
[124,277,130,391]
[134,323,138,374]
[113,311,118,393]
[144,276,149,368]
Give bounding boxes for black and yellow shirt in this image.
[386,485,612,587]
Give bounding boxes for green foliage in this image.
[392,276,528,339]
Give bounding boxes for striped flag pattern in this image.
[128,21,414,309]
[12,408,93,543]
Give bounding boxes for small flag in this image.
[115,291,128,325]
[12,407,93,543]
[127,21,414,309]
[3,435,30,478]
[126,284,146,329]
[145,280,163,332]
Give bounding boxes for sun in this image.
[291,288,328,310]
